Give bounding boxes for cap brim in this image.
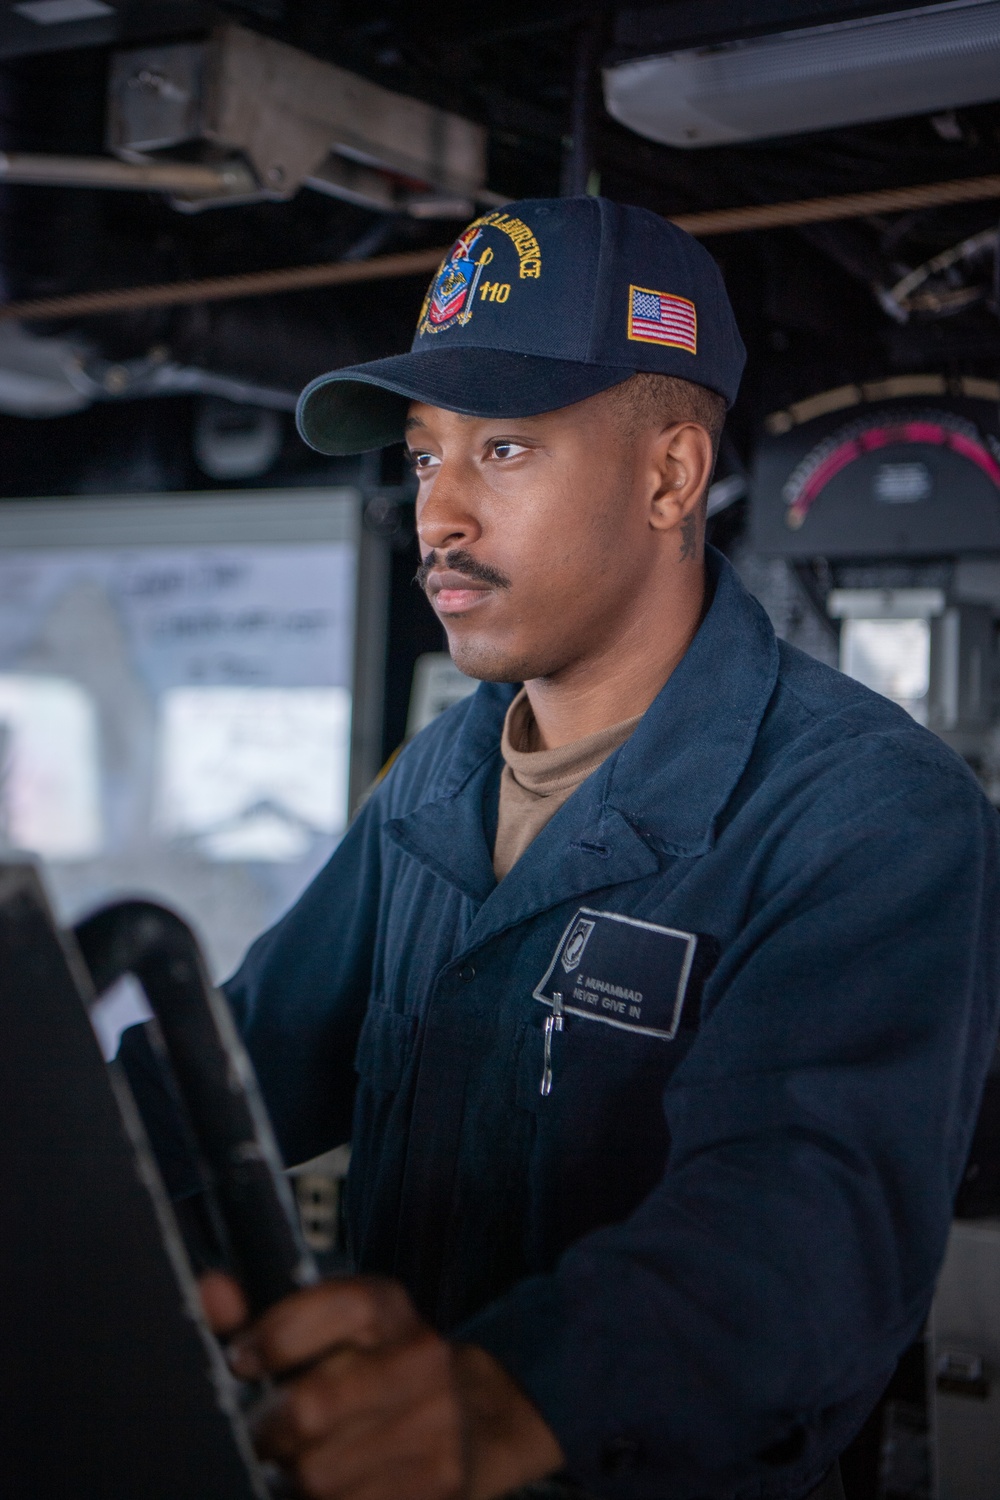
[296,348,637,456]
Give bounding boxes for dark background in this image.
[2,0,999,753]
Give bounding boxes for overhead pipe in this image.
[0,150,254,198]
[4,174,1000,324]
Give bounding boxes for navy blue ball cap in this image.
[297,196,746,456]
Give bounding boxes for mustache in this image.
[415,548,512,593]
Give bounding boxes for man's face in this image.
[408,391,679,684]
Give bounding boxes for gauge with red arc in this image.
[783,411,1000,529]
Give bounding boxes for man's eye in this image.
[409,451,439,472]
[491,440,528,460]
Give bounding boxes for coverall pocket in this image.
[515,1012,685,1259]
[353,1000,418,1094]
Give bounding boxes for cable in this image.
[0,248,449,324]
[671,174,1000,236]
[4,174,1000,324]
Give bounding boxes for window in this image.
[0,673,102,859]
[0,491,372,992]
[840,617,931,720]
[154,685,351,861]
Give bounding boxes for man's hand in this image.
[200,1272,564,1500]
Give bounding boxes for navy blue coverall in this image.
[170,549,1000,1498]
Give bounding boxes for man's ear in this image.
[648,422,715,538]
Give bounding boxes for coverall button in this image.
[458,963,476,982]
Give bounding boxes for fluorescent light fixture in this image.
[14,0,113,22]
[605,0,1000,147]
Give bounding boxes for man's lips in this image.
[426,569,494,615]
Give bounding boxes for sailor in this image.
[161,198,1000,1500]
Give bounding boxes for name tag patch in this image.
[533,907,701,1040]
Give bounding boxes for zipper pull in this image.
[540,991,564,1097]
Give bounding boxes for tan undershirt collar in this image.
[492,687,642,881]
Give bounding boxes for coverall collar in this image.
[386,547,779,939]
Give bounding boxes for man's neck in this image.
[523,561,707,750]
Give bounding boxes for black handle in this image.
[74,900,319,1317]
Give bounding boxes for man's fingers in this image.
[254,1334,451,1457]
[199,1270,249,1336]
[250,1349,362,1458]
[297,1432,464,1500]
[230,1276,423,1379]
[284,1387,464,1500]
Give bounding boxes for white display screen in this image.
[0,492,361,995]
[840,616,931,721]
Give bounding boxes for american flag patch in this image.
[627,285,697,353]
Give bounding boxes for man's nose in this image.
[416,464,482,552]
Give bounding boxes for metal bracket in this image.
[103,23,490,216]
